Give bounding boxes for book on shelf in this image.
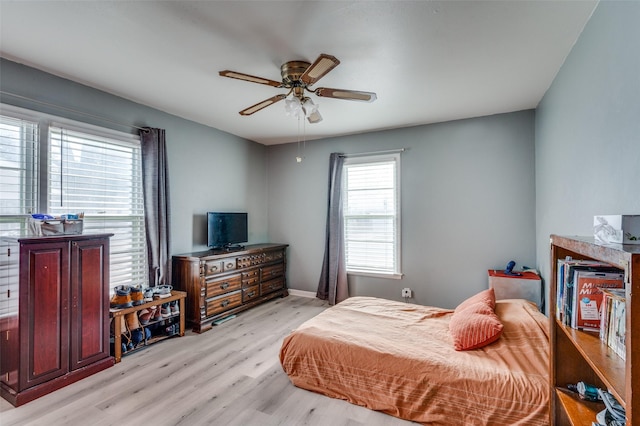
[571,270,624,331]
[599,288,626,360]
[555,258,623,327]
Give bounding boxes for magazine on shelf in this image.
[571,270,624,331]
[556,258,622,327]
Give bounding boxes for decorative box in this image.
[594,215,640,244]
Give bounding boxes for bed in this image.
[279,295,549,425]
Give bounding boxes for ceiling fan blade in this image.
[300,54,340,85]
[314,87,377,103]
[219,70,282,88]
[239,94,286,116]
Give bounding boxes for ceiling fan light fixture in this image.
[306,110,323,124]
[302,98,322,123]
[284,96,304,118]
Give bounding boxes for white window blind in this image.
[0,115,38,234]
[0,114,38,318]
[343,153,401,276]
[48,125,148,290]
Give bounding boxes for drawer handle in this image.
[248,291,256,298]
[220,282,229,290]
[210,265,218,272]
[226,263,234,268]
[221,300,229,307]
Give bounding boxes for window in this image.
[0,114,38,235]
[0,105,147,292]
[343,153,401,278]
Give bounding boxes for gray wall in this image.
[11,0,634,313]
[268,111,536,309]
[0,58,269,256]
[535,1,640,303]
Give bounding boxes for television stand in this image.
[224,244,245,252]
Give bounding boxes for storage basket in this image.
[28,218,83,236]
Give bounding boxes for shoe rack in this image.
[109,290,187,363]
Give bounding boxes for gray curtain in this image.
[140,128,171,287]
[317,152,348,305]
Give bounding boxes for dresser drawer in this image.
[206,274,242,298]
[202,260,224,277]
[261,263,284,281]
[222,258,237,272]
[264,249,285,263]
[237,253,266,268]
[206,291,242,317]
[261,277,285,295]
[242,285,260,303]
[241,269,260,287]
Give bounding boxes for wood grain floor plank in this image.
[0,296,417,426]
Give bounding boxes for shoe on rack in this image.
[164,323,175,335]
[110,285,133,309]
[161,303,172,318]
[170,300,180,315]
[125,312,140,330]
[130,285,145,306]
[131,328,144,346]
[154,285,173,299]
[138,308,152,325]
[143,287,154,302]
[151,305,162,321]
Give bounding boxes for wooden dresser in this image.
[172,243,288,333]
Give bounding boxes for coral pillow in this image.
[449,301,503,351]
[454,288,496,314]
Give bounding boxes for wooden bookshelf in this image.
[556,388,603,425]
[549,235,639,425]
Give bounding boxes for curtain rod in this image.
[0,90,149,132]
[340,148,407,158]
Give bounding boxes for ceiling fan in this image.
[219,53,377,124]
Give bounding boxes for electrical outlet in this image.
[401,288,412,298]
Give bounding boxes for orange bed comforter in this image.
[279,297,549,425]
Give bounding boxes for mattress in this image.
[279,296,549,425]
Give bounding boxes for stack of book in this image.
[599,288,626,360]
[556,257,624,331]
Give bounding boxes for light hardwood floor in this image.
[0,296,417,426]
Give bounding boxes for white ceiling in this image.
[0,1,597,145]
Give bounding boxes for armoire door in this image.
[69,237,110,370]
[19,241,70,390]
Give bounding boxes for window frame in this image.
[0,103,148,292]
[342,152,403,279]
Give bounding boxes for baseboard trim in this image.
[287,289,316,298]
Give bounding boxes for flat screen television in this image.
[207,212,248,250]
